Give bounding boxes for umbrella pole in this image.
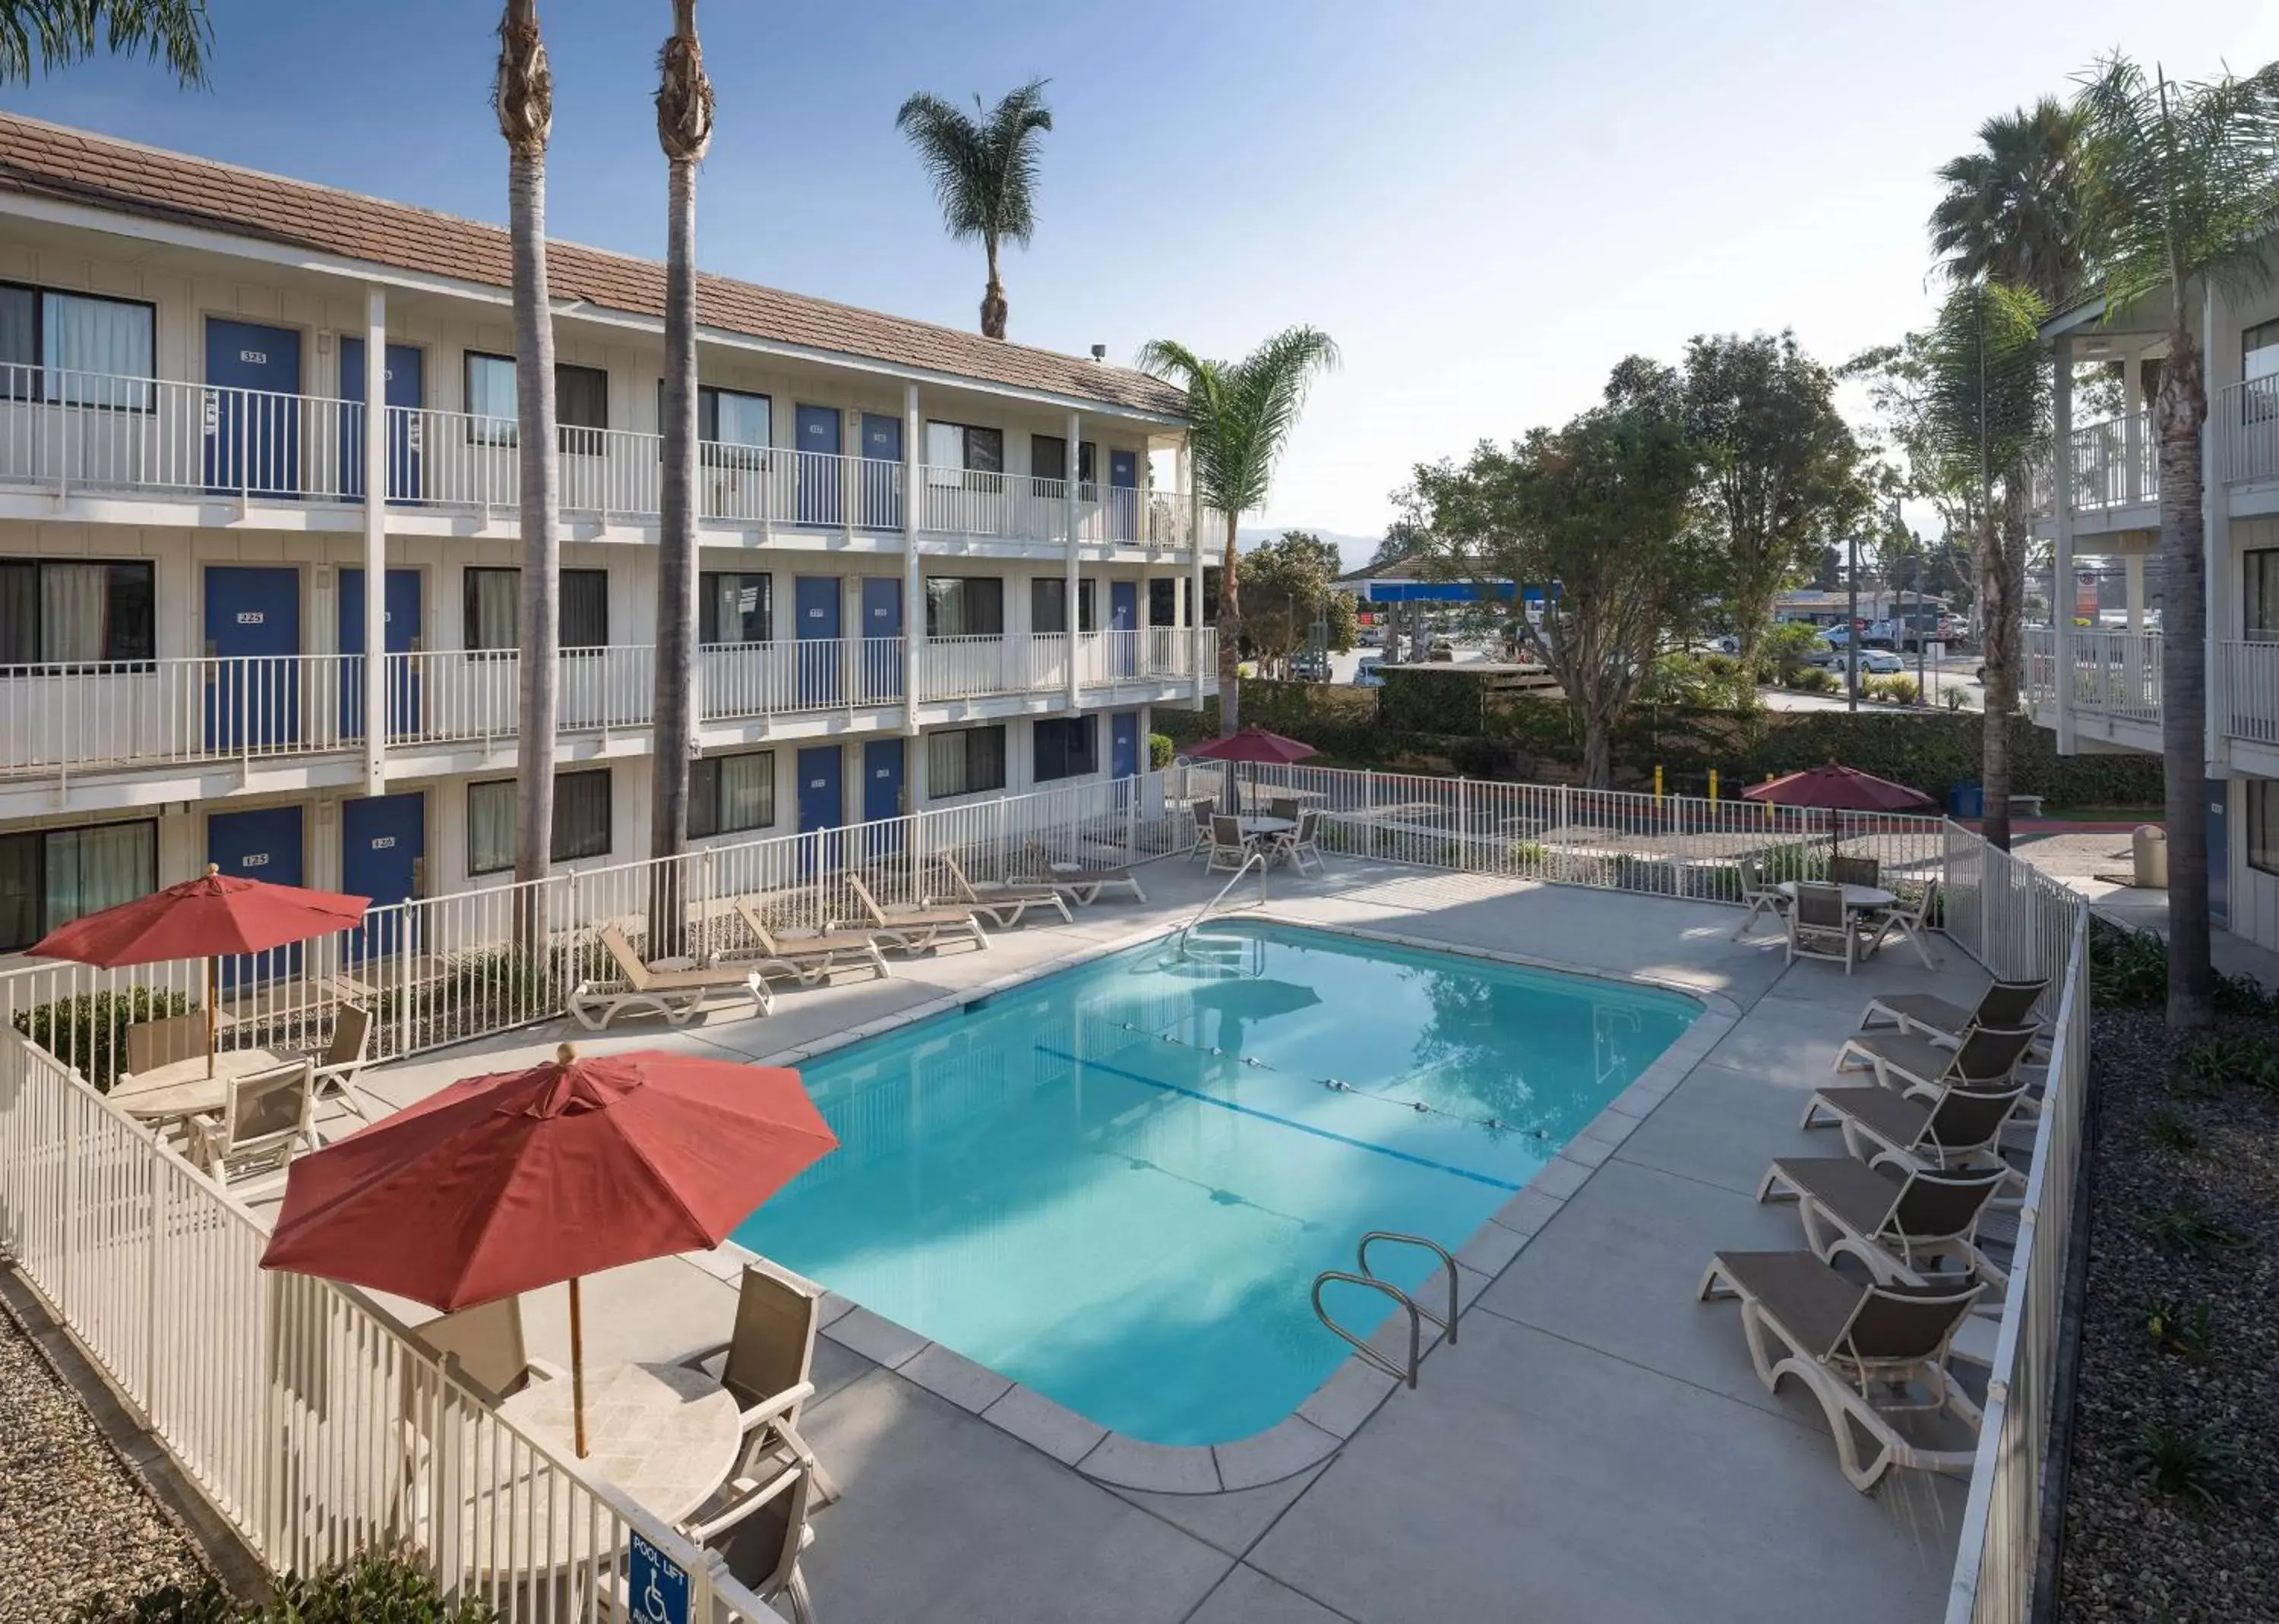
[568,1275,589,1458]
[204,957,217,1080]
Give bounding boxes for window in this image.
[659,384,772,468]
[928,725,1007,799]
[468,769,612,874]
[2250,782,2279,878]
[690,750,775,838]
[925,421,1004,482]
[700,572,772,645]
[2247,318,2279,384]
[463,567,610,650]
[464,355,610,448]
[2248,551,2279,641]
[1149,579,1180,627]
[0,559,155,665]
[1028,435,1097,488]
[925,576,1005,638]
[1033,716,1098,782]
[1030,577,1096,635]
[0,819,157,953]
[0,284,155,409]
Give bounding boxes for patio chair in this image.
[1269,808,1325,876]
[1827,854,1882,889]
[1731,855,1789,941]
[1697,1250,1983,1492]
[183,1058,316,1189]
[1756,1158,2009,1291]
[683,1461,816,1624]
[836,871,988,955]
[569,926,773,1031]
[1267,795,1301,823]
[1185,799,1218,864]
[1859,978,2047,1049]
[1860,880,1939,968]
[934,855,1075,930]
[681,1259,839,1505]
[1785,881,1863,974]
[1833,1023,2040,1100]
[118,1010,211,1088]
[409,1294,565,1405]
[1800,1076,2031,1179]
[1206,814,1251,875]
[720,899,893,987]
[307,1003,373,1141]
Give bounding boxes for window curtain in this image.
[719,752,773,832]
[467,570,519,650]
[44,292,153,409]
[44,821,153,930]
[0,562,36,665]
[466,355,517,446]
[0,288,34,399]
[2246,552,2279,643]
[927,577,1004,638]
[551,770,611,860]
[1032,578,1067,636]
[702,573,770,645]
[713,390,769,447]
[0,832,42,951]
[41,563,109,663]
[561,570,609,649]
[468,782,516,873]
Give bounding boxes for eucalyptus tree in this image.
[2073,53,2279,1028]
[1135,327,1340,734]
[1930,97,2088,307]
[496,0,561,925]
[894,79,1052,339]
[1923,281,2049,854]
[650,0,714,952]
[0,0,210,83]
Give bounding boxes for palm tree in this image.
[650,0,713,952]
[1930,97,2088,307]
[894,79,1052,340]
[496,0,560,932]
[0,0,210,84]
[1135,327,1340,735]
[1923,281,2048,858]
[2074,53,2279,1029]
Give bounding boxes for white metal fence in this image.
[0,760,2088,1619]
[2218,377,2279,485]
[2023,627,2162,726]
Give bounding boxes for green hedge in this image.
[12,987,193,1094]
[70,1552,498,1624]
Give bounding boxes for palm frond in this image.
[0,0,211,86]
[1138,327,1338,520]
[1924,281,2050,485]
[1927,96,2085,304]
[895,77,1052,247]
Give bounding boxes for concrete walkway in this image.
[331,856,1990,1624]
[2007,825,2279,991]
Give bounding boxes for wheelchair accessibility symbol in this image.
[627,1530,690,1624]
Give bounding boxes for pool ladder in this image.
[1310,1231,1460,1389]
[1173,848,1269,957]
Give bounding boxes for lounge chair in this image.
[1206,814,1251,875]
[1860,880,1939,968]
[934,855,1075,930]
[836,871,988,955]
[1756,1158,2009,1290]
[681,1260,839,1503]
[683,1462,815,1624]
[1270,808,1325,875]
[1859,978,2047,1048]
[1786,881,1863,973]
[1827,854,1882,889]
[569,925,772,1030]
[409,1294,564,1404]
[1832,1024,2040,1100]
[307,1003,374,1142]
[184,1058,316,1188]
[722,899,893,987]
[1010,843,1147,905]
[1801,1076,2031,1178]
[1697,1250,1983,1491]
[1731,855,1789,941]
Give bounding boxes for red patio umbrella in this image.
[1740,763,1936,813]
[1187,726,1320,810]
[30,864,369,1077]
[260,1044,837,1457]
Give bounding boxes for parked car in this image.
[1288,652,1329,682]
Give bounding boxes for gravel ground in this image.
[2056,1008,2279,1623]
[0,1283,214,1623]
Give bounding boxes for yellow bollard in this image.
[1654,763,1664,803]
[1708,768,1719,803]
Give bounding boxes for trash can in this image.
[2132,824,2168,889]
[1948,782,1985,820]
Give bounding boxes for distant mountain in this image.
[1233,526,1383,575]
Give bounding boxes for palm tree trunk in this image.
[650,150,697,954]
[981,235,1007,340]
[2157,322,2211,1028]
[499,0,558,949]
[1217,510,1241,735]
[1977,491,2027,852]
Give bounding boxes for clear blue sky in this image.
[10,0,2279,554]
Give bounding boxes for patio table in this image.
[495,1360,741,1529]
[1774,880,1897,915]
[109,1047,286,1126]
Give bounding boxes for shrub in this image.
[13,987,194,1095]
[1942,687,1971,711]
[2142,1295,2215,1357]
[1875,675,1920,706]
[2138,1197,2251,1258]
[2177,1032,2279,1094]
[1147,731,1175,770]
[2123,1421,2243,1506]
[2143,1108,2201,1153]
[71,1553,499,1624]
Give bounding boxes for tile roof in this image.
[0,113,1189,419]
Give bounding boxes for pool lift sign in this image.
[627,1529,691,1624]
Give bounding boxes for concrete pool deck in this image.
[320,855,1992,1623]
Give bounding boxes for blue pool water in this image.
[732,923,1698,1445]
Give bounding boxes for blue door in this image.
[1110,580,1139,675]
[863,738,905,859]
[1111,711,1140,779]
[860,577,902,701]
[338,339,422,500]
[859,412,902,532]
[338,568,422,739]
[204,567,302,752]
[795,577,841,706]
[797,745,844,872]
[207,804,305,988]
[341,791,425,961]
[1110,449,1138,540]
[204,319,302,496]
[2209,783,2230,929]
[795,406,842,525]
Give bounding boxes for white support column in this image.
[842,407,859,544]
[2053,336,2075,754]
[1184,437,1203,702]
[2125,549,2148,707]
[361,283,388,795]
[1065,409,1083,709]
[902,381,922,737]
[2122,349,2145,506]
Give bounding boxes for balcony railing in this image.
[2218,640,2279,747]
[2218,378,2279,485]
[0,630,1215,783]
[0,365,1206,548]
[2024,627,2163,725]
[2028,411,2156,517]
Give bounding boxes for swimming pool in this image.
[731,921,1699,1446]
